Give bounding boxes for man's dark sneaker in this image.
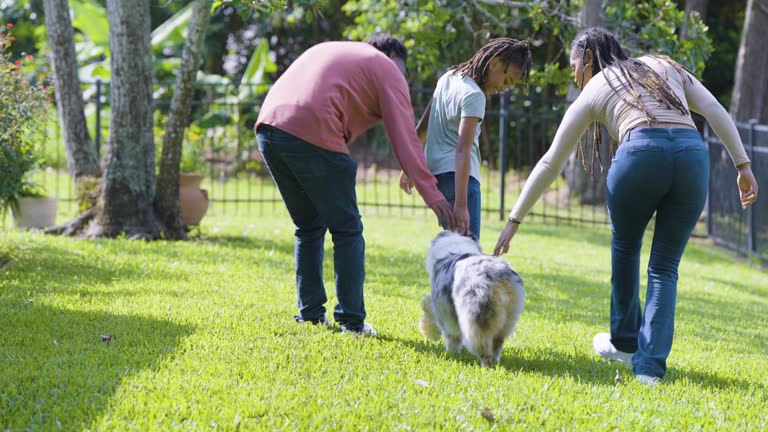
[295,315,328,326]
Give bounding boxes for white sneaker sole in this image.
[593,333,634,364]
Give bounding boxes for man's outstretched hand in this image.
[429,199,456,231]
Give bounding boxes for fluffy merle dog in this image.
[420,231,525,367]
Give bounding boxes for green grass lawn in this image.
[1,212,766,430]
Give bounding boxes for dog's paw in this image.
[480,356,497,368]
[419,315,442,341]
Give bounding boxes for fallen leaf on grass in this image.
[614,369,624,385]
[481,407,495,423]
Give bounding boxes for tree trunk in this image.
[581,0,604,28]
[731,0,768,123]
[564,0,612,205]
[87,0,164,239]
[41,0,101,180]
[155,0,212,240]
[682,0,709,39]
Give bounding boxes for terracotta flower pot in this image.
[179,173,209,225]
[13,197,58,229]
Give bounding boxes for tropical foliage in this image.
[605,0,713,75]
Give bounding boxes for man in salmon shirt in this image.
[255,35,455,336]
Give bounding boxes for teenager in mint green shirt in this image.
[400,38,531,240]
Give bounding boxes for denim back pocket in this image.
[282,151,333,178]
[283,150,357,180]
[614,140,664,161]
[629,144,665,153]
[678,144,707,153]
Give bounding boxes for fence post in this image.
[705,121,712,237]
[747,119,757,254]
[95,79,102,158]
[498,91,509,220]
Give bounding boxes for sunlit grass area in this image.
[1,211,765,430]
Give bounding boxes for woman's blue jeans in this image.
[606,128,709,378]
[257,125,366,331]
[435,172,482,240]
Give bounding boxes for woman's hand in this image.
[399,171,414,195]
[493,220,520,256]
[737,163,758,209]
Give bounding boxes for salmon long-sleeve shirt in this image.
[256,41,444,205]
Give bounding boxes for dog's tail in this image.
[458,275,525,365]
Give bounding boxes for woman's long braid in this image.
[573,28,692,173]
[451,38,532,93]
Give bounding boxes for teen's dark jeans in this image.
[435,172,482,240]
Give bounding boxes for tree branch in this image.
[468,0,509,30]
[475,0,528,7]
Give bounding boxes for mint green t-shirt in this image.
[425,71,486,181]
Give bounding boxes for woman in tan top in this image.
[493,27,758,384]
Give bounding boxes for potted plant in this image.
[0,25,53,228]
[154,121,210,226]
[13,183,58,230]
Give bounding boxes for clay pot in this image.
[179,173,209,225]
[13,197,58,229]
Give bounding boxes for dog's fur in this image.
[420,231,525,367]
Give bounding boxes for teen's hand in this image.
[399,171,414,195]
[454,205,470,235]
[493,220,520,256]
[737,164,758,209]
[429,199,456,231]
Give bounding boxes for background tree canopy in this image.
[0,0,744,103]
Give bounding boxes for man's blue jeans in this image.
[257,125,366,331]
[606,128,709,378]
[435,172,482,240]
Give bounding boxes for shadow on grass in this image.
[0,299,194,430]
[377,332,766,392]
[2,241,188,300]
[209,232,766,391]
[376,332,635,387]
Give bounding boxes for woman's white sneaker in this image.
[636,374,661,386]
[593,332,634,364]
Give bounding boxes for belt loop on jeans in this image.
[624,129,632,142]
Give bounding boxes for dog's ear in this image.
[466,232,478,242]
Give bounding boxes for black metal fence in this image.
[40,82,608,224]
[36,81,766,260]
[704,120,767,260]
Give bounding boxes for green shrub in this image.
[0,24,51,217]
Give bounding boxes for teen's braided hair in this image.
[572,27,693,171]
[451,38,532,93]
